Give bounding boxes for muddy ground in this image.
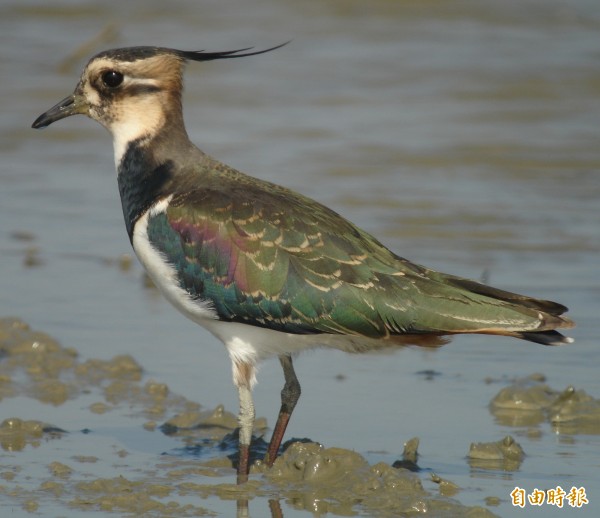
[1,318,598,516]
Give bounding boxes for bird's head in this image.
[32,43,287,163]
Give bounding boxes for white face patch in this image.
[109,77,165,167]
[110,106,163,168]
[79,58,169,169]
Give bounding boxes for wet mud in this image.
[490,373,600,435]
[0,318,508,516]
[467,435,525,472]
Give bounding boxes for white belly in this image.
[131,198,323,372]
[132,197,218,325]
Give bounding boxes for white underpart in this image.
[133,200,394,383]
[132,199,317,378]
[209,322,407,383]
[132,196,218,322]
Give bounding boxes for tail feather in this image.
[415,271,575,345]
[445,276,569,317]
[517,330,574,346]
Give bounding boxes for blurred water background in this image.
[1,0,599,516]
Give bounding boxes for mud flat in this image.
[490,373,600,435]
[0,317,507,516]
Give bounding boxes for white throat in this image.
[109,98,166,170]
[112,121,152,170]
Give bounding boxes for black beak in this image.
[32,93,87,129]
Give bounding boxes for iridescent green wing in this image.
[146,169,571,340]
[144,171,426,336]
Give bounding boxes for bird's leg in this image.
[264,355,301,467]
[232,361,256,484]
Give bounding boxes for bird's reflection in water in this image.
[235,498,283,518]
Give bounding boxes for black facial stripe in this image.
[127,83,162,96]
[92,75,162,99]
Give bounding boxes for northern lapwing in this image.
[32,44,574,483]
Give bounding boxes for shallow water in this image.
[1,0,599,516]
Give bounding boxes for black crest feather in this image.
[174,41,290,62]
[92,42,289,64]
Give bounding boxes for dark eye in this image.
[101,70,124,88]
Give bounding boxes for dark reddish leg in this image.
[264,355,301,466]
[237,443,250,484]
